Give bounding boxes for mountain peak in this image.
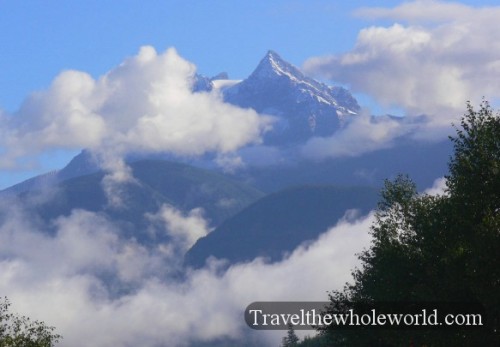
[264,50,283,63]
[222,51,361,145]
[251,50,305,82]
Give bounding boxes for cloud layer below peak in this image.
[0,197,373,346]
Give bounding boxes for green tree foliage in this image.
[296,333,330,347]
[0,297,61,347]
[322,101,500,346]
[281,324,299,347]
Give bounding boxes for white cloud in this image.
[214,153,245,173]
[423,176,447,196]
[0,46,274,203]
[301,115,408,160]
[147,204,212,255]
[304,0,500,120]
[0,198,374,347]
[355,0,491,23]
[300,0,500,161]
[0,46,273,171]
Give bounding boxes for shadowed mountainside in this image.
[185,185,379,267]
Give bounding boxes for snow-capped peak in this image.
[251,50,305,82]
[222,50,361,145]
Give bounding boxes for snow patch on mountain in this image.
[212,79,241,91]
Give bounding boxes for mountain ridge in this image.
[185,184,379,268]
[3,159,265,243]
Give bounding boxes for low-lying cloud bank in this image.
[0,195,374,347]
[301,114,412,160]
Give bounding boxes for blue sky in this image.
[1,0,500,189]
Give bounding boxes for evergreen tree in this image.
[296,333,331,347]
[281,323,299,347]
